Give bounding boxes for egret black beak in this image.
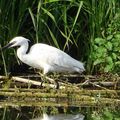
[2,41,15,50]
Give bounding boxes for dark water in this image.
[0,106,85,120]
[31,113,84,120]
[0,105,120,120]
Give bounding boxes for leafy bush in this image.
[90,9,120,73]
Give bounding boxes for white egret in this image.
[3,36,85,75]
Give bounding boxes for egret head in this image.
[2,36,30,50]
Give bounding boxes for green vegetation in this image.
[90,108,120,120]
[90,9,120,73]
[0,0,120,74]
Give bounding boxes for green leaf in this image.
[28,8,36,30]
[93,59,104,65]
[106,56,113,64]
[105,42,112,50]
[112,53,117,60]
[93,47,107,58]
[114,34,120,39]
[104,64,113,72]
[106,35,113,40]
[94,38,105,45]
[103,108,113,120]
[93,45,98,50]
[97,47,107,55]
[45,0,71,3]
[42,7,57,25]
[115,61,120,65]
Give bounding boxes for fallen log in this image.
[0,75,120,89]
[0,75,80,89]
[0,93,119,107]
[0,89,119,99]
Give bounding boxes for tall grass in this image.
[28,1,84,49]
[0,0,35,75]
[0,0,120,74]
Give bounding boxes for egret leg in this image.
[39,72,60,89]
[38,72,47,88]
[50,73,60,89]
[55,79,59,89]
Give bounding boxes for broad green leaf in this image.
[104,64,113,72]
[106,56,113,64]
[93,45,98,50]
[112,38,120,49]
[112,53,117,60]
[114,34,120,39]
[94,38,105,45]
[97,47,107,54]
[105,42,112,50]
[106,35,113,40]
[115,61,120,65]
[93,59,103,65]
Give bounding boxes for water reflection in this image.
[31,113,84,120]
[0,106,85,120]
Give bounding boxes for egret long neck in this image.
[17,42,29,61]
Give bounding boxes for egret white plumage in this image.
[3,36,85,74]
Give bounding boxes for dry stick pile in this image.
[0,74,120,107]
